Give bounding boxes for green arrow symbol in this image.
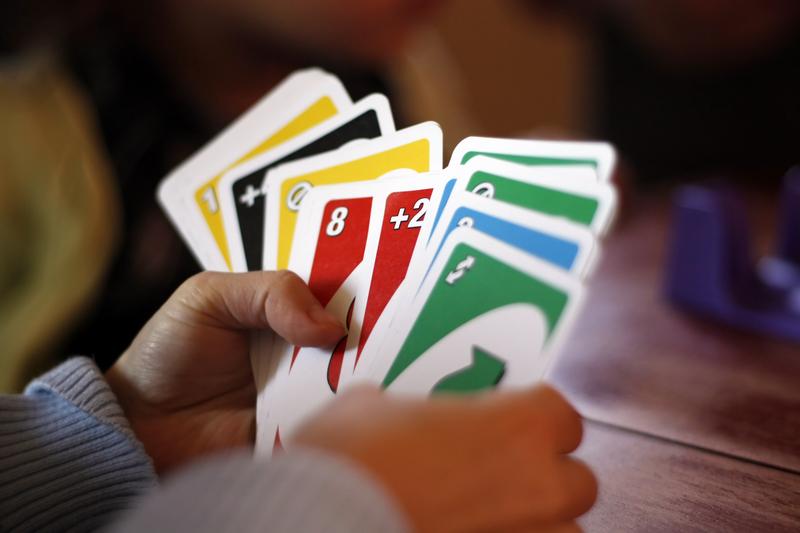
[432,346,506,394]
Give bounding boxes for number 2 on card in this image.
[389,197,428,231]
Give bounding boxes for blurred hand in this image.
[107,270,596,532]
[294,385,596,533]
[106,271,345,474]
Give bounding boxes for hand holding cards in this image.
[157,68,618,456]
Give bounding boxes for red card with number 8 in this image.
[265,195,373,450]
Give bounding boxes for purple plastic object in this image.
[759,167,800,291]
[664,171,800,343]
[777,167,800,263]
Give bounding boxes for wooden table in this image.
[548,190,800,531]
[576,422,800,532]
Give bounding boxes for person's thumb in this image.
[172,271,345,347]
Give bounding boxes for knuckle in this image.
[263,270,307,316]
[183,270,218,289]
[535,385,583,448]
[328,385,385,420]
[572,413,584,443]
[270,269,301,287]
[514,393,558,447]
[176,271,220,303]
[538,459,570,514]
[340,384,382,402]
[577,460,599,511]
[554,459,598,519]
[538,384,578,418]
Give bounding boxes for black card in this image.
[231,109,384,270]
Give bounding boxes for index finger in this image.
[174,270,345,347]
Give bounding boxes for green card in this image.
[450,135,616,182]
[375,228,581,395]
[456,156,617,234]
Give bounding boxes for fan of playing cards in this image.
[158,68,618,454]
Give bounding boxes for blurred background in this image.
[1,0,799,391]
[4,5,797,527]
[422,0,800,184]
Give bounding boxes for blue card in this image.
[421,191,596,286]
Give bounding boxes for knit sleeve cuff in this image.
[25,356,141,445]
[0,358,156,531]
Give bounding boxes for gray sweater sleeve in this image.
[1,358,410,533]
[110,450,410,533]
[0,357,157,532]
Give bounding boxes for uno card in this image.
[450,136,616,183]
[158,68,351,270]
[262,121,443,271]
[253,329,279,449]
[218,94,395,272]
[452,156,617,235]
[257,191,376,454]
[262,265,368,452]
[357,184,596,382]
[426,164,599,246]
[337,175,444,387]
[371,227,583,395]
[423,190,598,280]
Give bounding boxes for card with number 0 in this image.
[262,121,443,271]
[217,94,395,272]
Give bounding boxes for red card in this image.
[355,188,433,367]
[290,197,372,373]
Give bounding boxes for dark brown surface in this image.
[577,422,800,532]
[549,192,800,472]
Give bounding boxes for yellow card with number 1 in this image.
[158,69,351,271]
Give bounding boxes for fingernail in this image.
[308,305,346,332]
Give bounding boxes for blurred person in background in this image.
[531,0,800,183]
[0,0,475,391]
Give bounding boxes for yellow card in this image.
[158,69,351,271]
[264,122,444,270]
[193,97,339,269]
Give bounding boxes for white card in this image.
[158,68,351,271]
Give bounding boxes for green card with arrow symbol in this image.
[372,227,583,395]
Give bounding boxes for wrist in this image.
[104,359,162,471]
